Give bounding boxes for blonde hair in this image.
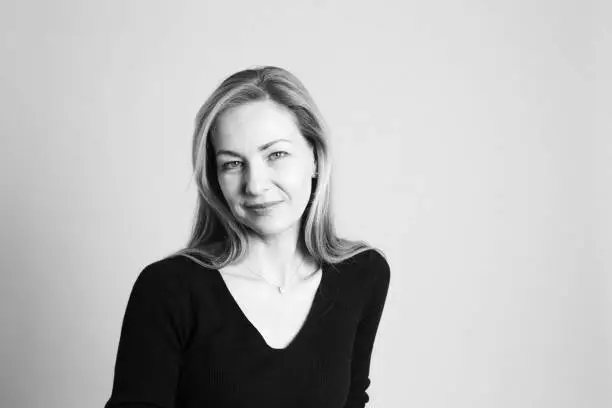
[170,66,382,269]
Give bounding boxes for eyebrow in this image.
[215,138,292,157]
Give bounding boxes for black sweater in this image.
[104,248,390,408]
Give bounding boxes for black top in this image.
[104,248,390,408]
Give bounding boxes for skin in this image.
[212,99,318,285]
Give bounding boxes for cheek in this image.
[217,176,240,203]
[279,167,312,199]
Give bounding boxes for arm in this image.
[104,261,191,408]
[344,251,391,408]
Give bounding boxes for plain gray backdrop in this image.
[1,1,610,407]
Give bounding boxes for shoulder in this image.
[364,248,390,290]
[335,248,390,288]
[333,248,390,318]
[132,254,216,298]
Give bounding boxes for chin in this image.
[245,216,300,237]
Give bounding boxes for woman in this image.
[105,66,390,408]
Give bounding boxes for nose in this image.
[243,162,270,196]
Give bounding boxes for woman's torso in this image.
[217,262,323,349]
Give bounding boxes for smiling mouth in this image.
[245,201,282,210]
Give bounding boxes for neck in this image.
[244,225,310,285]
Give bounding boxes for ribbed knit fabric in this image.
[104,248,390,408]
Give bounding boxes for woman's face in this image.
[212,99,317,238]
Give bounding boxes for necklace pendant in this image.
[278,286,284,294]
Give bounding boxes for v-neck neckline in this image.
[212,262,333,352]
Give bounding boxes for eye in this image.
[221,161,243,171]
[269,151,288,160]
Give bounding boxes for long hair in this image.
[169,66,382,269]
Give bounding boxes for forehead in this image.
[213,100,305,150]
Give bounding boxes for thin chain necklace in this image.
[244,255,306,295]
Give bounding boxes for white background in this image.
[1,1,610,407]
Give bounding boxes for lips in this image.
[245,201,282,209]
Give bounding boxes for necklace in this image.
[244,255,306,295]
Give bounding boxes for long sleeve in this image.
[343,251,391,408]
[105,262,191,408]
